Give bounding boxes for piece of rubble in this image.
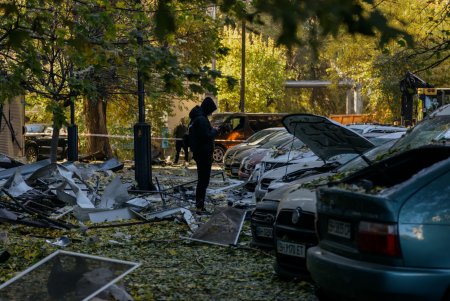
[186,207,247,246]
[0,159,50,180]
[125,197,151,209]
[2,168,33,197]
[88,208,136,223]
[46,236,71,247]
[98,176,130,209]
[130,207,197,230]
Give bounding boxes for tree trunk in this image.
[83,98,113,160]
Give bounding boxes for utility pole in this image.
[239,20,246,112]
[134,0,154,190]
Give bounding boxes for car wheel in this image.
[213,145,226,163]
[25,145,38,163]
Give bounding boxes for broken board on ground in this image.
[186,207,246,246]
[0,250,139,301]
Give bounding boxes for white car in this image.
[253,114,375,202]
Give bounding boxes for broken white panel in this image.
[55,187,77,205]
[73,206,110,222]
[207,179,243,194]
[3,168,33,197]
[131,207,197,231]
[0,250,139,301]
[88,208,136,223]
[63,176,94,209]
[98,177,130,209]
[75,189,95,209]
[126,197,151,209]
[180,208,198,232]
[131,207,185,221]
[57,164,77,181]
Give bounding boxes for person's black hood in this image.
[189,105,203,119]
[200,97,217,116]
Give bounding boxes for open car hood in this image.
[283,114,374,161]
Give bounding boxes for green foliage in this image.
[322,0,450,122]
[216,27,287,112]
[169,0,412,49]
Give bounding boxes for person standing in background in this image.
[173,117,189,164]
[188,97,218,214]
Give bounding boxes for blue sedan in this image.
[308,147,450,300]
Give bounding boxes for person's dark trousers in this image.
[193,152,213,209]
[174,140,188,163]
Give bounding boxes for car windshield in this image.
[336,140,395,173]
[337,112,450,173]
[279,137,305,150]
[260,132,292,148]
[392,114,450,150]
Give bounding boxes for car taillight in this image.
[358,221,400,257]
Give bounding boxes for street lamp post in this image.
[134,3,154,190]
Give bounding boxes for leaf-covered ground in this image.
[0,165,317,301]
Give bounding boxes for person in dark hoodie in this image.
[188,97,218,214]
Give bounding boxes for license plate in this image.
[328,219,351,239]
[232,167,239,174]
[255,226,273,238]
[277,240,305,257]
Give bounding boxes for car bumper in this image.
[254,186,267,202]
[307,246,450,301]
[273,223,316,279]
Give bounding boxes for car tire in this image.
[213,145,226,163]
[25,145,38,163]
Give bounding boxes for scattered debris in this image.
[46,236,71,247]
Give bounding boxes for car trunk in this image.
[316,146,450,265]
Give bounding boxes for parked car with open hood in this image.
[251,113,375,249]
[252,115,417,277]
[307,104,450,300]
[254,114,375,202]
